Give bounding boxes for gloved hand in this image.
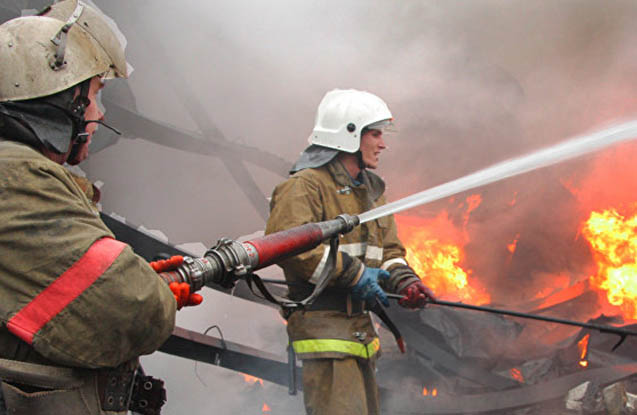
[149,255,203,310]
[399,280,436,309]
[351,267,390,306]
[149,255,185,273]
[168,282,203,310]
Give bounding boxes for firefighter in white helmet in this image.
[266,89,436,415]
[0,2,201,414]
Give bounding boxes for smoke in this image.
[84,0,637,234]
[44,0,637,412]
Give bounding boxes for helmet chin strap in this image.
[357,126,371,170]
[66,80,121,164]
[69,79,92,144]
[356,151,368,170]
[70,80,123,140]
[67,120,122,165]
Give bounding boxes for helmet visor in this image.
[365,118,397,135]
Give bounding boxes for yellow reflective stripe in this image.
[292,338,380,359]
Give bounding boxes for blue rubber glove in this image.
[350,267,390,306]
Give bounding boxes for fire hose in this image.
[156,214,359,308]
[154,213,407,356]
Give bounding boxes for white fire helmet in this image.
[309,89,393,153]
[0,0,128,103]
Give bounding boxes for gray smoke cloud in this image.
[70,0,637,412]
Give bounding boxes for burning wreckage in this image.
[4,3,637,414]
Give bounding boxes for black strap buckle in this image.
[129,371,166,415]
[99,367,135,412]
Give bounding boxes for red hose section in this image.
[246,223,324,269]
[158,270,182,286]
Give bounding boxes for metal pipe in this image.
[387,293,637,349]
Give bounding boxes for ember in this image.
[507,233,520,254]
[577,334,590,368]
[510,368,524,383]
[508,191,518,207]
[422,386,438,397]
[243,374,264,386]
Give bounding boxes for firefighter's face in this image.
[84,77,105,140]
[359,129,386,169]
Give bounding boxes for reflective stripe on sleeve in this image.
[338,243,365,257]
[7,237,127,345]
[309,245,331,284]
[381,257,408,270]
[365,245,383,261]
[292,337,380,359]
[339,243,383,261]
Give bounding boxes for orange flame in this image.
[508,191,518,207]
[397,207,490,304]
[507,233,520,254]
[277,313,288,326]
[243,374,264,386]
[578,334,590,367]
[510,368,524,383]
[582,207,637,320]
[462,194,482,228]
[422,387,438,397]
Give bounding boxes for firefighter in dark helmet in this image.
[0,1,201,414]
[266,89,436,415]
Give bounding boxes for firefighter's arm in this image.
[265,176,361,287]
[379,210,436,307]
[3,163,177,369]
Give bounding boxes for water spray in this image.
[359,120,637,223]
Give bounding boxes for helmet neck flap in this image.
[0,79,91,156]
[290,144,340,174]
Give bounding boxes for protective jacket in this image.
[265,158,418,361]
[0,140,176,414]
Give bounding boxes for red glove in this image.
[149,255,185,273]
[168,282,203,310]
[149,255,203,310]
[399,281,435,309]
